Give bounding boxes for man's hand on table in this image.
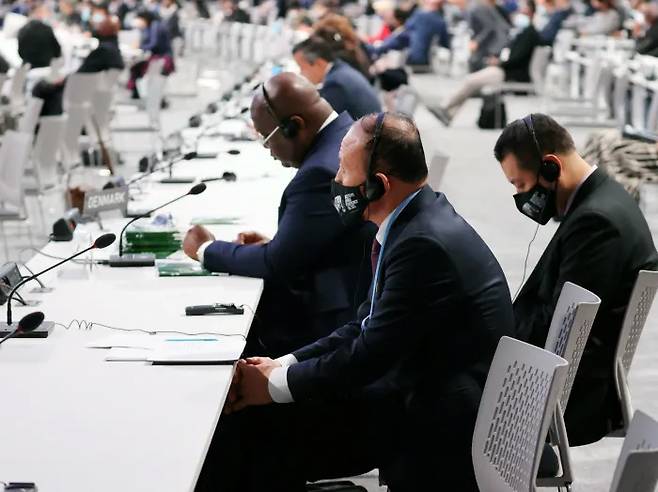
[183,225,215,260]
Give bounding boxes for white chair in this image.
[484,46,553,96]
[24,115,68,230]
[394,85,420,116]
[6,63,31,111]
[60,103,89,174]
[610,410,658,492]
[63,72,101,109]
[17,96,44,135]
[472,336,569,492]
[613,270,658,435]
[427,152,449,190]
[0,131,35,258]
[538,282,601,490]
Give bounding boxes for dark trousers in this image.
[195,395,402,492]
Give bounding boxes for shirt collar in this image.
[564,164,597,216]
[318,111,339,133]
[375,189,422,244]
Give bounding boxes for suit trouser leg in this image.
[195,396,402,492]
[443,66,505,116]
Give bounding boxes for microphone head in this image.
[227,149,240,155]
[18,311,45,333]
[93,233,117,249]
[188,183,207,195]
[184,151,198,160]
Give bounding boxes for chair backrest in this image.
[544,281,601,410]
[17,96,44,134]
[427,152,450,190]
[98,68,121,92]
[32,115,67,190]
[0,131,33,208]
[529,46,552,94]
[612,68,630,126]
[144,59,166,131]
[472,336,569,492]
[63,72,101,108]
[9,63,31,108]
[61,103,88,172]
[394,85,419,116]
[610,410,658,492]
[616,270,658,376]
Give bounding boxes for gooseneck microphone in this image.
[128,152,198,187]
[160,151,199,184]
[2,233,116,330]
[0,311,45,346]
[109,183,207,267]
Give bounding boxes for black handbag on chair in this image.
[477,94,507,129]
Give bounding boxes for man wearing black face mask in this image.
[495,113,658,445]
[195,112,514,491]
[182,73,374,357]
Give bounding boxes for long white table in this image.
[0,124,296,491]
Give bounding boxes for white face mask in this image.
[513,13,531,28]
[91,12,106,24]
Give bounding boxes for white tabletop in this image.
[0,129,296,491]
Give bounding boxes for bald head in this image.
[251,72,334,168]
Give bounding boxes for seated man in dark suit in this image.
[494,113,658,445]
[195,113,515,491]
[183,73,374,357]
[293,36,381,120]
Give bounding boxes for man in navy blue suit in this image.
[293,36,381,120]
[195,113,515,491]
[183,73,374,357]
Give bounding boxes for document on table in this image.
[88,334,245,364]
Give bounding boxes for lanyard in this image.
[361,189,421,331]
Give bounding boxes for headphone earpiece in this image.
[539,159,560,182]
[262,83,300,140]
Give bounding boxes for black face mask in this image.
[513,180,557,225]
[330,180,368,227]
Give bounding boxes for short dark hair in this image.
[292,36,336,63]
[359,113,428,183]
[493,113,575,171]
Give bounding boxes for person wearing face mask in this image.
[495,114,658,445]
[430,0,542,126]
[17,3,61,69]
[182,73,375,358]
[292,36,381,120]
[194,112,514,491]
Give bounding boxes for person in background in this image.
[17,2,61,68]
[577,0,620,35]
[57,0,82,26]
[538,0,572,44]
[368,0,450,71]
[313,13,373,79]
[430,0,541,126]
[0,53,9,74]
[221,0,250,22]
[633,0,658,55]
[495,114,658,445]
[468,0,511,71]
[182,73,374,358]
[128,9,174,99]
[366,0,395,43]
[160,0,183,47]
[293,36,382,119]
[195,112,515,491]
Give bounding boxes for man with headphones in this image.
[195,113,514,491]
[494,114,658,446]
[183,72,374,357]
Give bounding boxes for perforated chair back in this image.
[610,410,658,492]
[472,336,569,492]
[529,46,552,94]
[144,59,166,131]
[63,72,101,108]
[17,96,44,134]
[394,85,419,116]
[99,68,121,92]
[61,103,88,172]
[32,115,67,190]
[8,63,30,109]
[427,152,449,190]
[614,270,658,431]
[0,131,33,208]
[544,282,601,409]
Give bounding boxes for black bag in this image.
[477,94,507,129]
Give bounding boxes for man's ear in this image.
[375,172,391,193]
[289,115,306,131]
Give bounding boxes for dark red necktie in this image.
[371,240,381,275]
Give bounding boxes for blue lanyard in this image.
[361,189,421,330]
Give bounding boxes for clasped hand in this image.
[224,357,281,414]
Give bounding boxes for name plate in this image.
[83,187,129,217]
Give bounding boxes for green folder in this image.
[190,217,242,225]
[157,261,225,277]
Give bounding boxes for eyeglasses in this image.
[260,125,280,147]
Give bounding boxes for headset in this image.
[522,114,560,182]
[364,112,387,202]
[261,83,300,139]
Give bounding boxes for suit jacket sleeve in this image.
[202,168,344,281]
[527,212,622,347]
[501,29,537,71]
[287,237,459,400]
